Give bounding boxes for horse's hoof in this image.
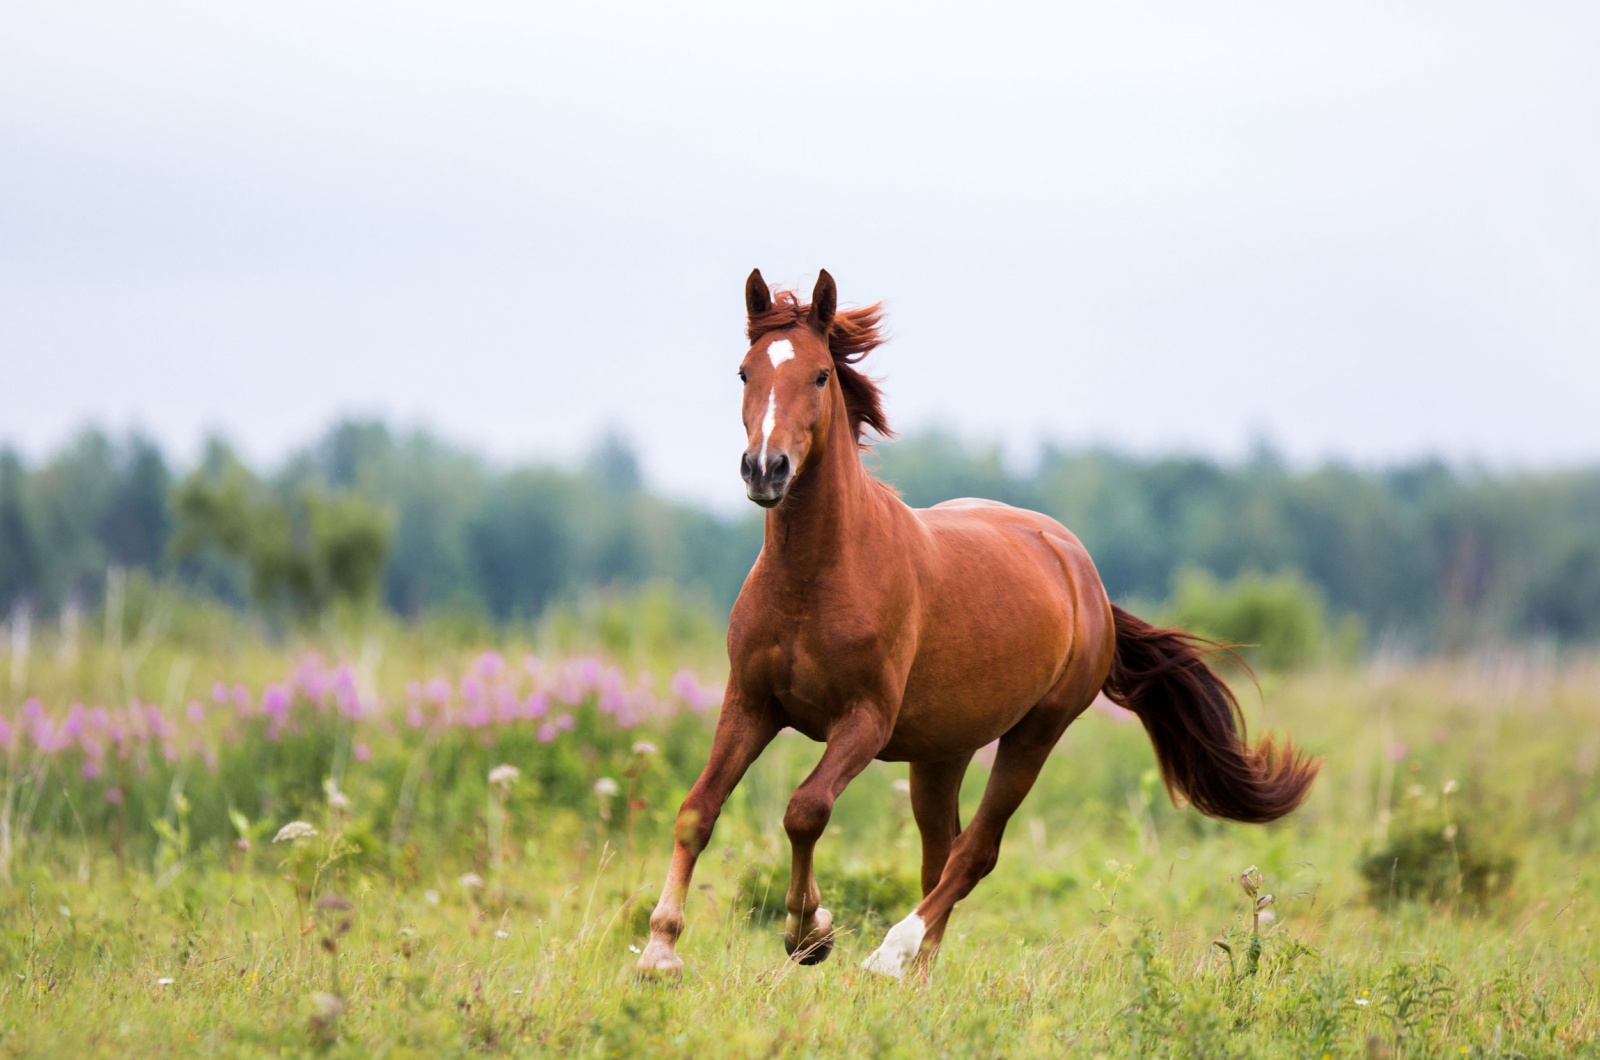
[635,939,684,978]
[784,929,835,966]
[861,913,927,979]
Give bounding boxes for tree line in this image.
[0,422,1596,648]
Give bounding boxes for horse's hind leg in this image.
[863,688,1095,978]
[908,754,972,973]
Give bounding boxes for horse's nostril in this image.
[740,452,755,482]
[771,453,790,479]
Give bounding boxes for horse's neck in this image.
[762,432,885,582]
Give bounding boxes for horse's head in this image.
[737,269,844,508]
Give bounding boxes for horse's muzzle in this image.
[741,450,791,508]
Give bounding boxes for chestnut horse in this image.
[637,270,1319,979]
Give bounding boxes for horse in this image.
[636,269,1320,979]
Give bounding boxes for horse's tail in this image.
[1101,604,1319,824]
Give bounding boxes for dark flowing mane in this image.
[747,290,892,445]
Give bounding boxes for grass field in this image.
[0,612,1595,1057]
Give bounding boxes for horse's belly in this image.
[880,556,1079,760]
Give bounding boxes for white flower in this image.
[1354,998,1370,1006]
[157,977,175,985]
[593,777,620,798]
[891,779,912,795]
[631,741,658,756]
[1442,779,1458,795]
[311,992,344,1022]
[629,944,641,954]
[424,890,441,905]
[459,872,485,890]
[320,781,348,813]
[495,930,510,939]
[489,764,521,788]
[273,821,318,843]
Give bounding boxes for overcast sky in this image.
[3,2,1597,510]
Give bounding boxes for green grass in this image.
[0,630,1597,1056]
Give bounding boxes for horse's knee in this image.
[674,794,721,852]
[783,788,831,846]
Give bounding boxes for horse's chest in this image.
[749,618,900,739]
[731,565,910,737]
[770,649,843,734]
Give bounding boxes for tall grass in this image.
[0,604,1595,1056]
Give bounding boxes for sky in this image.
[2,2,1597,511]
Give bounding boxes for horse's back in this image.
[927,496,1016,510]
[916,498,1089,566]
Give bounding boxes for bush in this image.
[1165,567,1346,671]
[1357,783,1516,908]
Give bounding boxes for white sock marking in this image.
[758,389,776,471]
[861,912,926,979]
[767,338,795,367]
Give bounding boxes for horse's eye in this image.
[738,369,748,383]
[815,370,829,388]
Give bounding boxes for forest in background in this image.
[1,420,1597,651]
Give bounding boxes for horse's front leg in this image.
[782,706,890,965]
[637,690,779,976]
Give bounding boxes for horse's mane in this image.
[747,290,892,446]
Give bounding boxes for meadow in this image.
[0,595,1596,1057]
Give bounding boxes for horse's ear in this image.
[745,269,771,317]
[809,269,836,333]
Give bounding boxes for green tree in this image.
[172,457,392,622]
[0,450,44,613]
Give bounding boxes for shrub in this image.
[1166,567,1339,671]
[1357,782,1515,908]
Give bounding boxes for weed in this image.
[1122,929,1179,1057]
[1379,955,1454,1052]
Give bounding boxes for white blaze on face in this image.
[758,391,777,472]
[861,912,926,979]
[758,339,795,472]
